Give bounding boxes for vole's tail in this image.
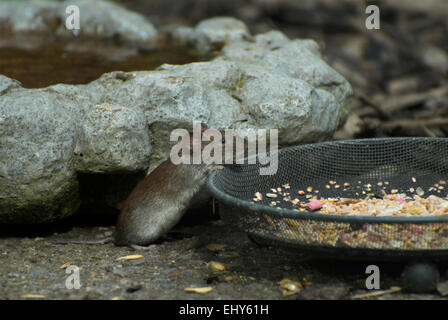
[49,235,114,245]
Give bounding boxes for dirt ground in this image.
[1,210,447,300]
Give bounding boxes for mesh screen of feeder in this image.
[208,138,448,257]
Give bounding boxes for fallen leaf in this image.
[116,254,144,261]
[21,294,46,299]
[278,278,302,296]
[207,261,226,272]
[184,287,213,293]
[60,262,74,269]
[351,286,401,299]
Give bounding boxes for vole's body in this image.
[113,159,220,246]
[51,124,231,247]
[52,161,216,246]
[114,124,228,246]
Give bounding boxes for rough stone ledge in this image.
[0,10,352,223]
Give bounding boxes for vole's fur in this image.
[114,159,221,246]
[114,124,227,246]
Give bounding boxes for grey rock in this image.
[0,15,352,222]
[187,17,252,53]
[167,26,194,46]
[57,0,158,42]
[75,103,152,173]
[77,30,352,165]
[221,33,352,127]
[0,0,158,43]
[205,88,246,129]
[81,70,213,171]
[156,60,247,130]
[157,59,242,90]
[0,1,60,33]
[0,75,21,96]
[237,71,316,144]
[0,89,79,223]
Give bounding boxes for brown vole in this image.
[53,123,232,247]
[115,123,231,246]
